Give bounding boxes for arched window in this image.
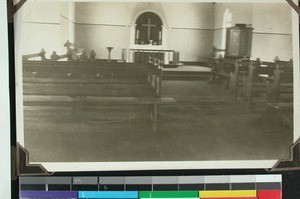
[220,9,232,56]
[135,12,162,45]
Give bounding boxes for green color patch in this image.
[139,191,198,198]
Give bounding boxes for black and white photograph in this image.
[14,0,299,170]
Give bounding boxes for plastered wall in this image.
[213,3,293,61]
[20,2,293,62]
[163,3,214,61]
[20,2,74,56]
[74,2,214,61]
[251,3,293,61]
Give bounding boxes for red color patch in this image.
[200,197,257,199]
[257,190,281,199]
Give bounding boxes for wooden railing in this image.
[22,49,47,61]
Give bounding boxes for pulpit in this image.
[225,25,253,58]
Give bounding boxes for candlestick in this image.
[106,47,113,62]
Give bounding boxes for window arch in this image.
[220,9,233,56]
[135,12,163,45]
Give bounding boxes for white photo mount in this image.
[10,0,300,173]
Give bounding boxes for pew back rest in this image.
[23,61,153,78]
[244,60,276,83]
[267,64,293,103]
[23,60,162,98]
[210,57,238,75]
[229,59,251,88]
[221,58,238,74]
[272,65,293,87]
[242,60,278,106]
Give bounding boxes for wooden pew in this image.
[266,63,293,110]
[208,57,238,88]
[49,51,70,61]
[22,49,47,61]
[23,60,176,131]
[242,59,293,108]
[23,60,155,80]
[229,59,251,100]
[242,59,277,108]
[266,63,293,128]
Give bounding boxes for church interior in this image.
[17,2,295,163]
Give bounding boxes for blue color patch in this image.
[78,191,139,198]
[19,190,77,198]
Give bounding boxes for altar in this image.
[122,48,180,66]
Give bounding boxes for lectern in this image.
[225,25,253,58]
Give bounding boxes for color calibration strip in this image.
[19,175,282,199]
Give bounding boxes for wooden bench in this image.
[266,63,293,128]
[23,95,176,130]
[208,57,238,88]
[242,60,277,108]
[229,59,252,101]
[23,60,176,131]
[242,59,293,108]
[266,63,293,110]
[22,49,47,61]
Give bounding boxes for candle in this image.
[136,30,139,39]
[159,31,162,40]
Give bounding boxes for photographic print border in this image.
[12,0,300,172]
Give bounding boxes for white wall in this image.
[20,2,73,56]
[213,3,253,57]
[20,2,293,62]
[60,3,75,46]
[251,3,293,61]
[213,3,253,29]
[213,3,293,61]
[74,3,135,60]
[74,2,214,61]
[163,3,214,61]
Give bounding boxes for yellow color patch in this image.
[199,190,256,198]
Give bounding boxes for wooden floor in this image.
[23,80,293,162]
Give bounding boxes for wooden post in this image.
[153,74,157,94]
[156,69,162,97]
[243,61,255,107]
[148,72,151,85]
[229,60,240,101]
[152,104,158,131]
[267,65,281,103]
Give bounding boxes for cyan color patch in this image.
[78,191,138,198]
